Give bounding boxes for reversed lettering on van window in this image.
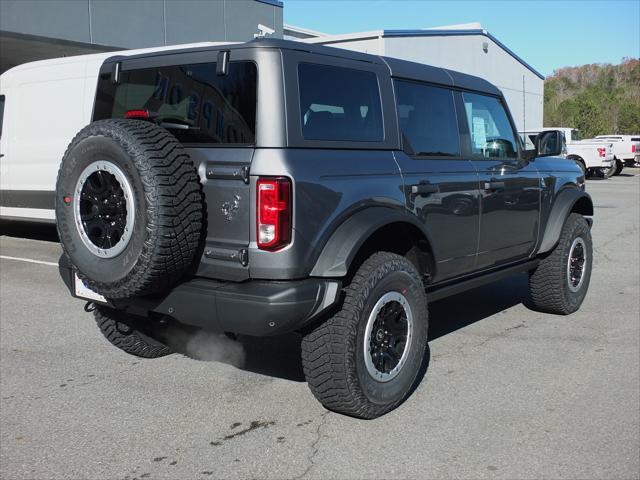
[298,63,383,142]
[94,62,257,145]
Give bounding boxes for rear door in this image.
[94,50,258,281]
[393,80,480,282]
[461,92,541,268]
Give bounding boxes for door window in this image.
[394,81,460,157]
[298,63,383,142]
[463,93,518,159]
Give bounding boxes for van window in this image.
[463,93,518,159]
[0,95,5,138]
[298,63,383,142]
[94,62,257,144]
[394,81,460,157]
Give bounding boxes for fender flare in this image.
[538,188,593,254]
[309,207,430,277]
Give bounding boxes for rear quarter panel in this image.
[248,148,405,279]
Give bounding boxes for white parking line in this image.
[0,255,58,267]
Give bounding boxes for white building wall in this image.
[316,33,543,131]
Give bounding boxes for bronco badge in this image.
[221,194,241,221]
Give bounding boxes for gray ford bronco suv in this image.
[56,39,593,418]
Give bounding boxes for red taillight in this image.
[257,177,291,251]
[597,147,606,158]
[632,145,637,153]
[124,109,150,119]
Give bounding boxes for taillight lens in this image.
[257,177,291,251]
[597,147,606,158]
[632,145,637,153]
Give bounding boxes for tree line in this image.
[544,57,639,137]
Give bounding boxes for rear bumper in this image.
[59,259,341,336]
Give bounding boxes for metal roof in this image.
[304,28,545,80]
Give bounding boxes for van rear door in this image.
[94,51,258,281]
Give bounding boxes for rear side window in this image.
[463,92,518,159]
[0,95,5,138]
[298,63,383,142]
[394,81,460,157]
[94,62,257,145]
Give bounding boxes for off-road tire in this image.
[529,213,592,315]
[301,252,428,419]
[94,306,172,358]
[56,119,204,299]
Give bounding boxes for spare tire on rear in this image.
[55,119,204,299]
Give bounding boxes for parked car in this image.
[593,135,640,174]
[0,41,228,223]
[521,127,615,178]
[7,39,595,418]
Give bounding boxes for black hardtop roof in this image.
[110,37,501,97]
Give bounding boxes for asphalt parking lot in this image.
[1,173,639,480]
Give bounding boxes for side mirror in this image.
[535,130,564,157]
[523,130,564,161]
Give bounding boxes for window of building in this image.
[394,81,460,157]
[298,63,383,142]
[463,92,518,159]
[95,62,257,145]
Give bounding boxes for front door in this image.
[461,92,541,269]
[394,80,480,282]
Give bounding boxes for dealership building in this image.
[0,1,542,129]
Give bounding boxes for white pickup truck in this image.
[521,128,615,178]
[593,135,640,175]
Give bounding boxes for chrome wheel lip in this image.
[567,237,587,293]
[363,291,413,383]
[73,161,135,259]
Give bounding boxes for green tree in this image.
[544,58,640,135]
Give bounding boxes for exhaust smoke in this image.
[163,324,246,368]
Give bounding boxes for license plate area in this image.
[74,273,107,304]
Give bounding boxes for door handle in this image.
[484,181,505,191]
[411,183,438,196]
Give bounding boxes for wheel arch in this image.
[309,207,436,279]
[538,187,593,255]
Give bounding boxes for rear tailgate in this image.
[189,147,252,281]
[94,54,258,281]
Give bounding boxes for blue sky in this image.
[284,0,640,76]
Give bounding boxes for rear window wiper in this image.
[156,117,200,131]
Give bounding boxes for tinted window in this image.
[298,63,383,142]
[463,92,518,159]
[0,95,4,138]
[395,81,460,157]
[94,62,257,144]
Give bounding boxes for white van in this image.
[0,42,225,223]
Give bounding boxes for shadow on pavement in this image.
[428,274,528,341]
[229,274,529,383]
[0,220,59,243]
